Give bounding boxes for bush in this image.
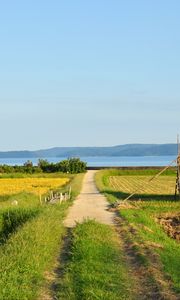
[38,158,87,173]
[68,158,87,173]
[0,158,87,175]
[0,162,41,174]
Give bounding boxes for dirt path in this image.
[115,217,178,300]
[41,171,179,300]
[64,170,115,227]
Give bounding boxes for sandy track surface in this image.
[64,170,115,227]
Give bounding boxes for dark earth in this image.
[157,214,180,241]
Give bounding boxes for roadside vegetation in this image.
[0,167,84,299]
[56,220,133,300]
[95,169,180,297]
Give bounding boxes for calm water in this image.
[0,156,176,167]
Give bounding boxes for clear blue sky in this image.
[0,0,180,150]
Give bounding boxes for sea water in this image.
[0,156,176,167]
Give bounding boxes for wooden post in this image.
[60,193,63,204]
[175,135,180,200]
[39,194,42,205]
[68,186,72,199]
[175,155,180,200]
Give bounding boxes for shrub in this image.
[0,158,87,175]
[38,158,87,173]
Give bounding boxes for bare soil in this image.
[156,214,180,241]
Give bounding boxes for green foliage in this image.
[0,158,86,174]
[38,158,87,173]
[0,161,41,174]
[59,158,87,173]
[0,164,14,173]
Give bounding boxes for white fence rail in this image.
[44,187,72,204]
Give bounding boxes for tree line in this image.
[0,158,87,174]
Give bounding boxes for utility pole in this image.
[175,134,180,200]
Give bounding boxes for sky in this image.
[0,0,180,150]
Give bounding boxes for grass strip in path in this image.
[56,220,133,300]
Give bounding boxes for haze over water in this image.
[0,156,176,167]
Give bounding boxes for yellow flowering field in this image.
[109,176,175,195]
[0,178,69,196]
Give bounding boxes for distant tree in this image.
[24,160,33,168]
[38,159,57,172]
[38,159,49,172]
[23,160,34,173]
[58,158,87,173]
[0,158,86,174]
[1,165,15,173]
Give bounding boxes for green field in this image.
[1,168,180,299]
[0,172,84,300]
[95,169,180,297]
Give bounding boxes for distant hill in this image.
[0,144,178,158]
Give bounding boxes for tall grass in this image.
[1,207,40,242]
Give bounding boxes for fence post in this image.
[39,194,42,205]
[68,186,72,199]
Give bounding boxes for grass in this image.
[119,203,180,293]
[0,172,85,300]
[66,172,84,200]
[0,171,74,179]
[109,175,175,196]
[0,207,40,242]
[95,169,177,203]
[95,169,180,295]
[95,168,176,178]
[56,220,133,300]
[0,172,84,209]
[0,192,41,210]
[0,203,68,300]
